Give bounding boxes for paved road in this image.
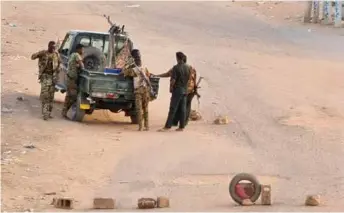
[89,2,344,211]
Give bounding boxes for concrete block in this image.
[93,198,115,209]
[53,198,73,209]
[305,195,320,206]
[157,196,169,208]
[261,184,271,205]
[137,197,156,209]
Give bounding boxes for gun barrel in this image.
[196,76,203,86]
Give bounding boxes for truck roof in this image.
[68,30,109,35]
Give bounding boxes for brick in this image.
[93,198,115,209]
[305,195,320,206]
[137,198,156,209]
[261,185,271,205]
[157,196,169,208]
[53,198,73,209]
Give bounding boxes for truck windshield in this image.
[77,34,128,56]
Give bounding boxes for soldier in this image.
[61,44,85,118]
[121,49,153,131]
[156,54,197,127]
[31,41,61,120]
[158,52,190,132]
[179,54,197,126]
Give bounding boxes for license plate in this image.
[80,104,90,110]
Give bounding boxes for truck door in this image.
[56,33,74,92]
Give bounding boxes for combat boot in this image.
[143,113,149,131]
[48,104,53,118]
[42,103,50,120]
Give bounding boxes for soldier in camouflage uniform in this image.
[31,41,61,120]
[121,49,153,131]
[61,44,85,118]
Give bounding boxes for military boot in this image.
[48,104,53,118]
[143,112,149,131]
[42,103,50,120]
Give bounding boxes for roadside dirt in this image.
[1,1,344,212]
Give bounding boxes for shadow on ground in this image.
[1,92,135,126]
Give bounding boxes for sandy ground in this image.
[1,1,344,212]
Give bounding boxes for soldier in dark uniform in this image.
[159,52,190,132]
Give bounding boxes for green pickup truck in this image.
[55,30,160,123]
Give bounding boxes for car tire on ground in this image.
[72,92,86,122]
[130,114,138,124]
[228,173,261,205]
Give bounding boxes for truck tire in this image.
[229,173,261,205]
[83,46,105,71]
[73,92,86,122]
[130,115,138,124]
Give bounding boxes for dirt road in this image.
[1,1,344,211]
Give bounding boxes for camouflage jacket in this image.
[67,52,83,80]
[122,58,151,93]
[31,50,61,77]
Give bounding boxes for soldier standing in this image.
[121,49,153,131]
[31,41,61,120]
[159,52,190,132]
[156,54,196,127]
[61,44,85,118]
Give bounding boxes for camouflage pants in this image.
[135,86,150,129]
[62,78,78,116]
[40,76,55,119]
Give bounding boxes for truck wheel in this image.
[130,115,138,124]
[83,46,105,71]
[73,92,86,122]
[229,173,261,205]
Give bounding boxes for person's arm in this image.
[53,52,61,84]
[156,68,172,78]
[170,67,176,93]
[31,50,45,60]
[76,54,84,69]
[144,68,152,78]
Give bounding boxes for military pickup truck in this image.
[55,29,160,123]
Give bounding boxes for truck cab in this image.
[55,30,160,123]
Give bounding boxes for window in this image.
[91,38,104,52]
[79,37,91,47]
[59,33,73,56]
[73,33,131,56]
[102,37,126,55]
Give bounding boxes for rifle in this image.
[194,76,203,106]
